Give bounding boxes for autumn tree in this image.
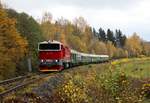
[0,7,27,79]
[40,12,56,41]
[141,42,150,56]
[83,26,93,50]
[6,9,44,51]
[73,16,87,33]
[91,40,108,54]
[41,12,52,23]
[114,48,128,58]
[54,17,71,45]
[6,9,44,70]
[67,34,87,52]
[125,33,142,57]
[106,41,116,58]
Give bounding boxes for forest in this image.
[0,3,150,80]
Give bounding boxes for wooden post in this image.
[28,58,32,72]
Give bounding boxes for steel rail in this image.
[0,74,50,103]
[0,75,32,86]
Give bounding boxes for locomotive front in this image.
[38,41,64,72]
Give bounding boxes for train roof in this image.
[71,49,109,58]
[39,40,62,44]
[38,41,109,58]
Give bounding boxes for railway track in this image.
[0,73,51,102]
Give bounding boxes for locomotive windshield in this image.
[39,43,60,51]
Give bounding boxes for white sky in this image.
[2,0,150,41]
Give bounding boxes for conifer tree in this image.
[107,29,115,44]
[98,28,106,42]
[115,29,126,47]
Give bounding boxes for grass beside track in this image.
[111,57,150,78]
[51,57,150,103]
[4,57,150,103]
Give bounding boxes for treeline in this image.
[0,4,44,80]
[0,6,28,79]
[40,14,123,56]
[0,4,150,79]
[40,13,150,58]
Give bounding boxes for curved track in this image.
[0,73,52,102]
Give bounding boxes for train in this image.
[38,40,109,72]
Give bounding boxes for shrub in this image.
[141,83,150,99]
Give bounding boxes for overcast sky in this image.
[2,0,150,41]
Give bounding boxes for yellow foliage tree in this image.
[114,48,128,58]
[0,7,28,79]
[142,42,150,56]
[67,35,87,52]
[89,40,108,54]
[125,33,142,57]
[106,41,117,58]
[41,22,55,41]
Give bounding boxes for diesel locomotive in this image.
[38,40,109,72]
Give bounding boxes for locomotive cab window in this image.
[39,43,60,51]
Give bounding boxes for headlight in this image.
[40,59,44,62]
[55,60,58,62]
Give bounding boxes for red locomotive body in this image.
[38,41,71,72]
